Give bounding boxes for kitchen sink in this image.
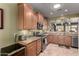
[0,43,25,56]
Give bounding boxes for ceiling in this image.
[30,3,79,18]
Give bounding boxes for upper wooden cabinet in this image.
[36,12,44,23]
[36,12,49,30]
[18,3,47,30]
[31,13,37,29]
[18,3,37,30]
[43,19,48,30]
[18,4,24,29]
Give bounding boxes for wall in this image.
[0,3,18,48]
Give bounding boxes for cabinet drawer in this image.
[26,41,36,47]
[12,49,25,56]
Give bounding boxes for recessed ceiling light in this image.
[53,4,61,9]
[50,12,53,15]
[65,9,68,12]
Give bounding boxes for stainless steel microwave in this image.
[37,22,43,30]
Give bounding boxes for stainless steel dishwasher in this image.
[72,34,78,48]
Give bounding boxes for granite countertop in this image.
[47,32,73,36]
[18,37,41,46]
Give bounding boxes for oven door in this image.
[41,36,48,51]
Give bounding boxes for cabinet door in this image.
[18,3,33,30]
[43,19,48,30]
[31,13,37,29]
[47,35,58,44]
[26,41,37,56]
[36,13,44,23]
[64,36,72,47]
[18,4,24,30]
[36,39,41,55]
[24,6,33,29]
[52,35,58,44]
[58,35,65,45]
[47,35,53,44]
[39,15,44,23]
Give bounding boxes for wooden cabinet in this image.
[12,49,25,56]
[31,13,37,29]
[36,12,48,30]
[52,35,58,44]
[18,3,37,30]
[19,39,42,56]
[36,39,42,55]
[24,10,33,29]
[58,35,65,45]
[26,39,42,56]
[36,12,44,23]
[18,3,47,30]
[47,35,58,44]
[26,41,37,56]
[47,34,72,47]
[18,4,24,29]
[64,36,72,47]
[43,19,48,30]
[47,35,53,44]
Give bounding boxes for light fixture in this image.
[53,4,61,9]
[65,9,68,12]
[21,30,28,35]
[50,12,53,15]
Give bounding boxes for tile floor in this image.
[39,44,79,56]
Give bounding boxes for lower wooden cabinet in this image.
[24,39,42,56]
[64,36,72,47]
[57,35,65,45]
[47,35,53,44]
[26,41,37,56]
[47,35,72,47]
[53,35,58,44]
[36,39,42,55]
[47,35,58,44]
[12,49,25,56]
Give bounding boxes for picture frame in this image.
[0,8,3,29]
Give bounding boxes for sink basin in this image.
[1,43,25,56]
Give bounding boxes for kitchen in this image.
[0,3,79,56]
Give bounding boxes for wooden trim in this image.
[0,8,3,29]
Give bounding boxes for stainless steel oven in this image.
[41,36,48,51]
